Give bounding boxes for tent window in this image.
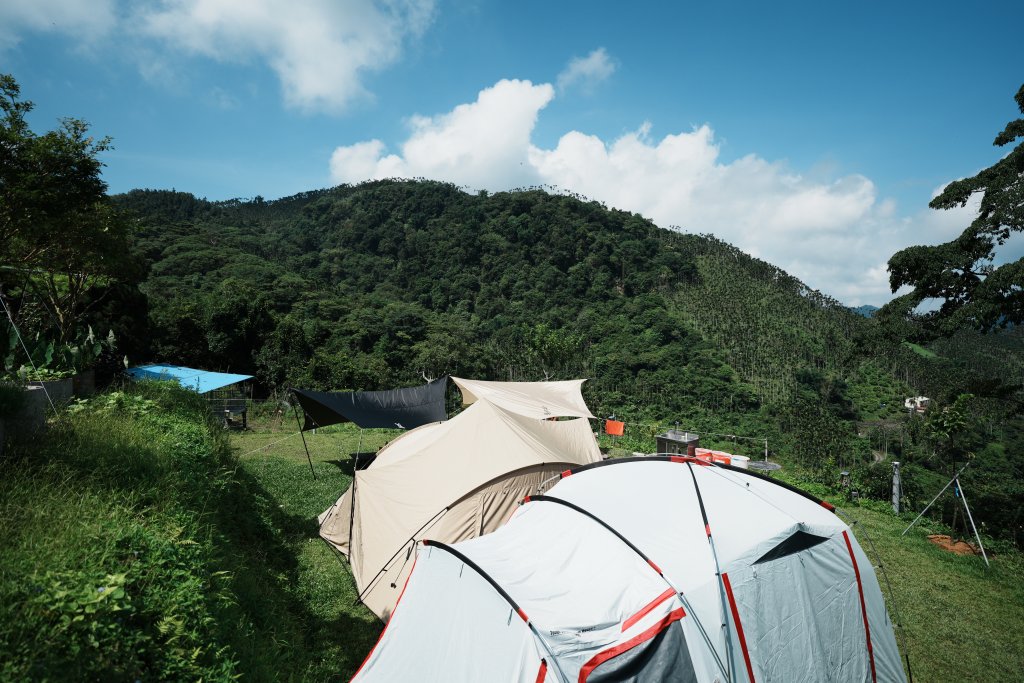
[754,530,829,564]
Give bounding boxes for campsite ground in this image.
[231,421,398,679]
[232,416,1024,682]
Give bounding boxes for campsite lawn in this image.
[232,418,1024,682]
[833,502,1024,682]
[231,420,400,680]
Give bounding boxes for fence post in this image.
[892,461,901,514]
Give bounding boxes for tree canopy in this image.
[885,83,1024,334]
[0,74,139,348]
[113,177,1024,545]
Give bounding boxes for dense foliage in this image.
[0,74,139,351]
[105,178,1024,544]
[885,82,1024,334]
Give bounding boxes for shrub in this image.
[0,380,244,680]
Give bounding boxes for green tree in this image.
[0,73,138,344]
[884,83,1024,334]
[925,392,975,465]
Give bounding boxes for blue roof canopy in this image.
[126,364,253,394]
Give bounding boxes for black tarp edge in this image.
[292,377,448,431]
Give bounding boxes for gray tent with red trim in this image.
[351,456,906,682]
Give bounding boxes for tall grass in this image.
[0,382,340,681]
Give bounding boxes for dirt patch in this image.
[927,534,987,556]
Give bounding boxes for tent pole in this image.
[355,508,451,606]
[954,477,989,568]
[686,463,737,682]
[292,396,317,480]
[347,429,363,577]
[901,462,971,536]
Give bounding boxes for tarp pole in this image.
[954,477,989,568]
[902,462,971,536]
[292,395,317,480]
[348,429,363,576]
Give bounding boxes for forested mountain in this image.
[852,304,880,318]
[112,179,1023,544]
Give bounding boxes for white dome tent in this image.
[351,456,906,682]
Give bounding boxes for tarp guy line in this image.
[0,291,60,419]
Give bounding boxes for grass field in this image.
[232,414,1024,682]
[231,419,400,679]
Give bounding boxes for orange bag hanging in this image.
[604,419,625,437]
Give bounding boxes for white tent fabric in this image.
[352,457,907,682]
[319,398,602,620]
[452,377,596,419]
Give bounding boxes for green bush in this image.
[0,381,313,681]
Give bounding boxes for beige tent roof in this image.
[452,376,595,419]
[319,398,601,620]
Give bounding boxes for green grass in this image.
[1,383,255,680]
[903,341,939,359]
[4,395,1021,681]
[836,502,1024,682]
[231,420,400,679]
[0,385,394,681]
[233,417,1024,683]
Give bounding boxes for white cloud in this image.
[0,0,117,49]
[2,0,435,112]
[329,78,983,306]
[557,47,615,93]
[134,0,436,112]
[331,79,554,188]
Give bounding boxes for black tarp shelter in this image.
[292,377,448,432]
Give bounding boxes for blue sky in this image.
[2,0,1021,305]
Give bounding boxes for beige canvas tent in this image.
[319,397,601,620]
[452,377,595,419]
